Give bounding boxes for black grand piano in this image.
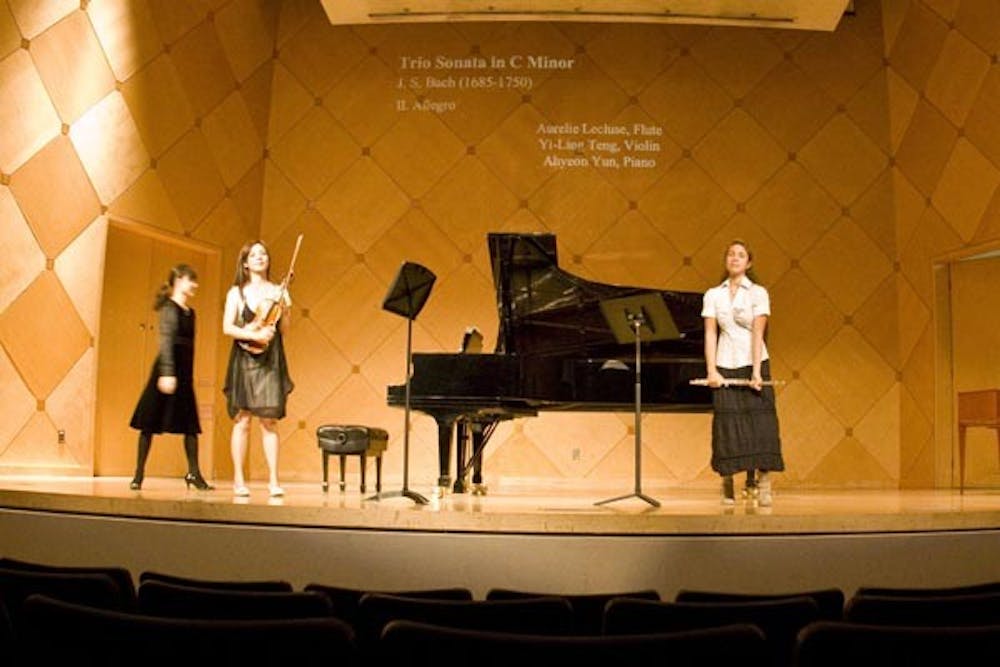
[387,232,712,493]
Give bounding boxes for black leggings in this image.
[134,432,201,477]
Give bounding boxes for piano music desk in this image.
[957,389,1000,493]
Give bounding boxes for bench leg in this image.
[322,451,330,492]
[360,455,367,494]
[339,454,346,492]
[376,455,382,493]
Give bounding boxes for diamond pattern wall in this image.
[0,0,996,491]
[0,0,276,475]
[884,0,1000,488]
[258,0,907,491]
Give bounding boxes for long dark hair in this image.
[153,264,197,310]
[719,238,761,284]
[233,240,271,288]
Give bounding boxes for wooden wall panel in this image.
[260,0,905,491]
[0,1,268,478]
[0,0,997,492]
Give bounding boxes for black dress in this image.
[223,303,294,419]
[129,300,201,435]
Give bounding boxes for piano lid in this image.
[488,232,705,357]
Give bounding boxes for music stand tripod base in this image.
[368,488,428,503]
[595,491,661,508]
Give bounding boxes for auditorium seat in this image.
[137,579,334,619]
[139,569,293,591]
[304,583,472,629]
[843,591,1000,626]
[603,596,821,667]
[675,587,845,620]
[357,593,574,638]
[485,587,660,635]
[0,557,136,605]
[0,567,130,632]
[0,600,13,665]
[794,620,1000,667]
[19,594,358,667]
[854,580,1000,597]
[357,594,574,664]
[380,619,766,667]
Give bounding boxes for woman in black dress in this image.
[222,241,294,498]
[702,240,783,506]
[129,264,213,491]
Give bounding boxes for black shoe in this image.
[129,477,143,491]
[184,472,214,491]
[721,476,735,506]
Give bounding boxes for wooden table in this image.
[957,389,1000,493]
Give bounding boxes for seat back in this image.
[304,583,472,630]
[603,596,820,667]
[794,620,1000,667]
[844,591,1000,626]
[0,599,13,666]
[357,593,574,662]
[0,567,128,632]
[19,594,357,667]
[675,587,844,620]
[486,587,660,635]
[854,581,1000,598]
[381,619,766,667]
[139,570,292,592]
[0,557,136,605]
[137,580,334,619]
[358,594,574,639]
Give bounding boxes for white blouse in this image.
[701,276,770,369]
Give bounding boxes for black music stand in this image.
[595,292,679,508]
[376,261,436,505]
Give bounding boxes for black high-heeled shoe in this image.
[129,476,143,491]
[184,472,214,491]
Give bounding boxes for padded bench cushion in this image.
[317,425,388,455]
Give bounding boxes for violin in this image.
[239,234,303,355]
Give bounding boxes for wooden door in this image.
[950,256,1000,488]
[95,225,218,480]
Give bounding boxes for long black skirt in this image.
[711,360,784,476]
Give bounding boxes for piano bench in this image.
[316,425,388,493]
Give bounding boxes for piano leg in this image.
[470,423,486,494]
[434,414,456,492]
[454,420,469,494]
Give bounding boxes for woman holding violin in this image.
[222,240,295,498]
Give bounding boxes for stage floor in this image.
[2,476,1000,598]
[2,476,999,536]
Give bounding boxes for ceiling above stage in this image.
[319,0,855,31]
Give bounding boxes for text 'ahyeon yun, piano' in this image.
[387,232,712,494]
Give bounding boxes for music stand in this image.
[376,261,436,505]
[595,292,679,508]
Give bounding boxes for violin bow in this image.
[275,234,304,301]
